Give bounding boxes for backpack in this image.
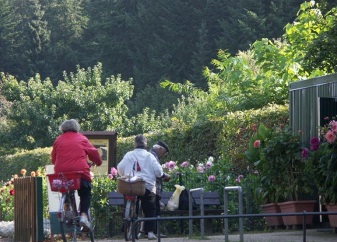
[178,189,197,210]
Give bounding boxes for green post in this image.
[36,177,44,241]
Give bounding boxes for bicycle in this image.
[47,171,95,242]
[123,194,145,241]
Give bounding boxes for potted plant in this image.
[306,119,337,227]
[245,123,315,227]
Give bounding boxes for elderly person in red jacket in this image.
[51,119,102,230]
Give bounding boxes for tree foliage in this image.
[161,1,335,124]
[1,0,319,95]
[0,63,133,150]
[1,1,337,154]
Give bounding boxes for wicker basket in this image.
[117,177,146,196]
[47,171,83,193]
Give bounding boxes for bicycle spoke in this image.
[124,200,135,241]
[137,205,145,239]
[60,194,70,242]
[87,209,95,242]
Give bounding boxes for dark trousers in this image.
[139,189,156,232]
[77,179,92,216]
[155,194,161,216]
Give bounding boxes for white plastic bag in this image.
[166,184,185,211]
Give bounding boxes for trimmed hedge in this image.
[0,104,289,181]
[0,147,51,181]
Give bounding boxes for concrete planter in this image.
[326,204,337,228]
[278,200,316,226]
[261,203,284,228]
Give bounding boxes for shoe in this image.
[157,233,167,238]
[79,215,91,231]
[147,233,157,240]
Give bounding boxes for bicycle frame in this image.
[48,171,95,242]
[124,195,144,241]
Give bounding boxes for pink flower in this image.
[325,130,336,144]
[236,175,243,183]
[206,161,213,169]
[301,148,309,159]
[110,167,118,176]
[107,174,114,179]
[208,175,216,182]
[197,164,205,173]
[310,137,321,150]
[181,161,189,167]
[329,120,337,132]
[253,140,261,148]
[9,189,14,196]
[252,124,258,132]
[165,161,176,170]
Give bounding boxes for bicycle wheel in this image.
[124,199,135,241]
[86,209,95,242]
[136,200,145,239]
[124,198,144,241]
[59,192,75,242]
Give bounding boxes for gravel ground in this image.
[0,221,14,240]
[1,221,337,242]
[0,220,51,241]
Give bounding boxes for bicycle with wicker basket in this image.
[118,174,146,241]
[47,171,95,242]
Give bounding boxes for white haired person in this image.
[150,141,170,237]
[51,119,102,231]
[117,135,164,240]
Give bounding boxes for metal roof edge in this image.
[289,73,337,91]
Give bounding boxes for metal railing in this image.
[131,211,337,242]
[188,187,204,238]
[224,186,243,241]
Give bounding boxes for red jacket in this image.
[51,131,102,181]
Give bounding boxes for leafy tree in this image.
[160,80,210,127]
[24,0,51,78]
[302,6,337,73]
[126,84,180,117]
[189,21,212,89]
[217,0,304,53]
[0,63,133,149]
[43,0,89,82]
[0,0,22,75]
[163,1,335,125]
[83,0,138,82]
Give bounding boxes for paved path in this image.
[1,229,336,241]
[93,229,337,242]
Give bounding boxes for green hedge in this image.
[0,104,288,181]
[0,147,51,181]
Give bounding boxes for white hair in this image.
[59,119,80,132]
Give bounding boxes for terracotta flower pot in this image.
[261,203,284,228]
[326,204,337,227]
[278,200,316,226]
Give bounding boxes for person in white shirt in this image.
[117,134,164,240]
